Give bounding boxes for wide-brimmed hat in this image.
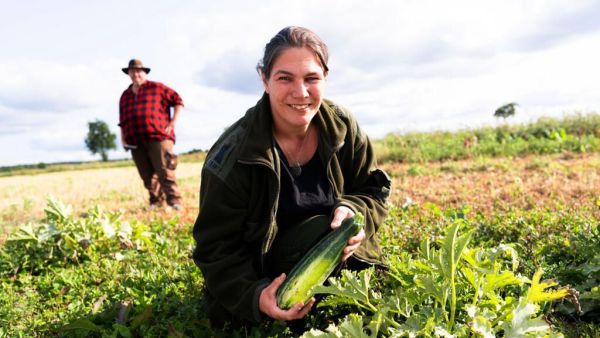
[121,59,151,74]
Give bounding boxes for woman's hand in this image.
[330,206,366,261]
[259,273,315,321]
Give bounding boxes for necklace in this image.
[276,125,312,177]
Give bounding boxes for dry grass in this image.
[383,152,600,215]
[2,152,599,243]
[0,162,203,242]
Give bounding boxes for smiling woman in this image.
[192,26,391,330]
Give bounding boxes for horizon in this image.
[3,109,596,169]
[2,0,600,166]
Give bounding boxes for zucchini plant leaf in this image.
[501,302,551,337]
[313,269,379,314]
[526,269,570,303]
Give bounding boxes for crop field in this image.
[1,120,599,336]
[0,163,203,242]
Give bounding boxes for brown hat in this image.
[121,59,151,74]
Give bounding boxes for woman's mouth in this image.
[289,104,311,110]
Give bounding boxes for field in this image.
[0,162,203,241]
[1,116,599,337]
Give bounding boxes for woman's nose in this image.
[292,80,309,98]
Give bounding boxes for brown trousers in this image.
[131,140,182,206]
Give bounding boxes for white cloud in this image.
[1,0,600,166]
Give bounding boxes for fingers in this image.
[342,229,365,261]
[259,274,315,321]
[266,273,286,296]
[296,297,316,318]
[164,122,175,134]
[331,206,354,229]
[281,298,315,321]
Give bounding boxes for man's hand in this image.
[165,121,175,135]
[259,274,315,321]
[330,206,365,261]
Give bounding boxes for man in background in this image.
[119,59,184,211]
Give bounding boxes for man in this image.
[119,59,184,211]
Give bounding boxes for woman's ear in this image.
[260,71,270,94]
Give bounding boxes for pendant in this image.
[290,165,302,177]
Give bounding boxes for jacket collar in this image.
[237,93,347,164]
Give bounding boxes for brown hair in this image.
[257,26,329,79]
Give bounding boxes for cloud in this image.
[3,0,600,166]
[0,60,124,113]
[196,48,264,95]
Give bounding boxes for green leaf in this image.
[526,269,570,303]
[483,271,522,296]
[502,302,551,337]
[414,274,447,305]
[58,318,102,333]
[301,329,339,338]
[338,314,370,338]
[114,323,132,337]
[6,223,39,242]
[44,196,73,223]
[313,269,378,313]
[466,304,497,338]
[470,316,495,338]
[130,305,153,329]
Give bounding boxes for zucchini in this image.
[276,213,364,309]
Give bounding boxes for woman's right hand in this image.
[259,273,315,321]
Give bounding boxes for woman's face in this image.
[262,47,326,132]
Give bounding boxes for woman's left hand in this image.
[331,206,366,261]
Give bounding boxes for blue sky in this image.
[2,0,600,166]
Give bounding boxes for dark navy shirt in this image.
[275,143,335,228]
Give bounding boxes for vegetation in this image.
[0,112,598,337]
[0,150,206,178]
[494,102,518,120]
[85,120,117,162]
[375,112,600,163]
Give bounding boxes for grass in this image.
[0,150,206,178]
[374,112,600,163]
[0,162,203,244]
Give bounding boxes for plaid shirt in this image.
[119,80,184,145]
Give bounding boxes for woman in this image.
[193,26,390,327]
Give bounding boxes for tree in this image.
[494,102,518,120]
[85,119,116,161]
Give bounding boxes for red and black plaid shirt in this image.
[119,80,184,145]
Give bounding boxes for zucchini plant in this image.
[305,221,577,337]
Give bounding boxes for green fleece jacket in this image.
[192,93,390,324]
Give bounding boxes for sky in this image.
[2,0,600,166]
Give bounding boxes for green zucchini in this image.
[276,213,364,309]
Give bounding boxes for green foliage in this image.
[307,225,578,337]
[0,150,205,178]
[0,197,212,337]
[85,119,117,162]
[375,112,600,163]
[1,196,599,337]
[494,102,518,120]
